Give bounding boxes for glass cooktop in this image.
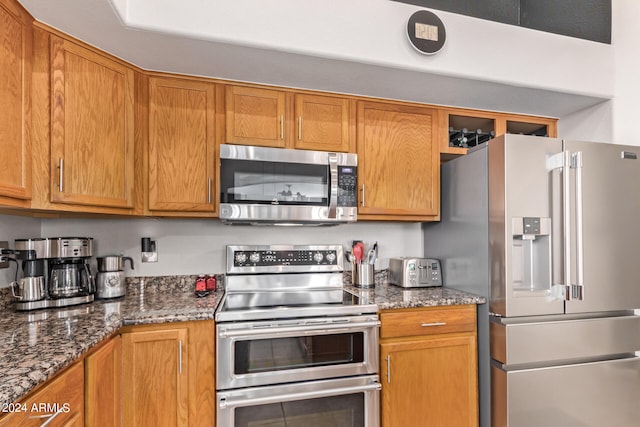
[215,289,377,322]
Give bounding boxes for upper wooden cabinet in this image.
[225,85,354,152]
[49,35,135,209]
[147,76,217,215]
[294,93,353,152]
[357,101,439,220]
[0,0,32,206]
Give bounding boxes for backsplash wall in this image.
[26,217,423,280]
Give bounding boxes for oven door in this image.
[216,315,380,390]
[217,375,380,427]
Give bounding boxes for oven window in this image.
[234,333,364,374]
[235,393,364,427]
[220,159,328,205]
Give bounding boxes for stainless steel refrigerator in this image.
[423,134,640,427]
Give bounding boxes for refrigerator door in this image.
[490,135,564,317]
[492,356,640,427]
[563,141,640,313]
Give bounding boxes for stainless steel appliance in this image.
[219,144,358,224]
[423,134,640,427]
[12,237,95,311]
[95,255,134,299]
[215,244,380,427]
[388,257,442,288]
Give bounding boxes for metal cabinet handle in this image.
[298,117,302,140]
[421,322,447,327]
[179,340,183,374]
[280,115,284,140]
[361,184,365,207]
[30,408,64,426]
[58,158,64,192]
[386,354,391,383]
[207,177,212,204]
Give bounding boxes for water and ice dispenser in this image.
[511,217,552,293]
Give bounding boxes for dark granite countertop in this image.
[0,272,484,408]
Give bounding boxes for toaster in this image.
[388,258,442,288]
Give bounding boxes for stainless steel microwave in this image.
[219,144,358,225]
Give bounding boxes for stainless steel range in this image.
[215,244,380,427]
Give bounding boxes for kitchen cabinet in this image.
[121,320,215,427]
[0,361,84,427]
[380,305,479,427]
[85,335,121,427]
[439,108,558,161]
[0,0,32,207]
[357,101,439,220]
[146,76,218,215]
[225,85,354,151]
[49,34,135,209]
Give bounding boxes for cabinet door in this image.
[0,0,31,203]
[0,361,84,427]
[225,86,287,147]
[148,77,216,213]
[122,327,189,427]
[50,35,135,208]
[294,94,352,152]
[380,335,478,427]
[357,101,439,219]
[85,335,121,427]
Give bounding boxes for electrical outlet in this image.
[0,241,9,269]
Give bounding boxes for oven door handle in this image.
[219,382,382,409]
[218,320,380,338]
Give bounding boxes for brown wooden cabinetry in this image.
[48,34,135,209]
[380,305,479,427]
[121,320,215,427]
[357,101,439,220]
[0,361,84,427]
[225,85,354,151]
[85,335,121,427]
[146,76,217,215]
[0,0,32,207]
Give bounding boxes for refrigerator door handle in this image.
[548,150,572,301]
[571,151,584,300]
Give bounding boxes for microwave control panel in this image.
[337,166,357,207]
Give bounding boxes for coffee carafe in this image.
[12,237,95,311]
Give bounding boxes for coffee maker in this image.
[12,237,95,311]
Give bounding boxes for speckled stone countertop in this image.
[0,275,223,410]
[0,271,484,409]
[343,269,486,309]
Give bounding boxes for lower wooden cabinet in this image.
[380,305,479,427]
[0,361,84,427]
[121,320,215,427]
[85,335,121,427]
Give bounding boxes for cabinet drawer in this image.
[380,305,476,339]
[0,361,84,427]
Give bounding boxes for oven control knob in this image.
[325,252,336,263]
[235,252,247,264]
[249,252,261,264]
[313,252,324,263]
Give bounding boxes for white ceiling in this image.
[17,0,610,118]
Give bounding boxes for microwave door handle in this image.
[328,153,338,219]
